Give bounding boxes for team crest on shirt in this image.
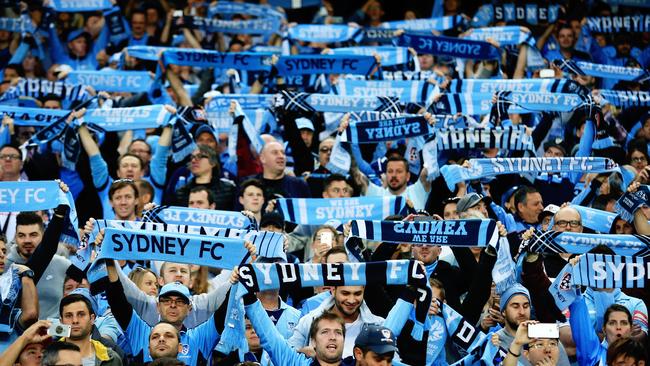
[429,319,444,341]
[287,321,296,332]
[181,343,189,355]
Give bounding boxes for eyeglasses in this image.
[528,341,559,349]
[0,154,20,160]
[632,156,647,162]
[554,220,582,228]
[319,147,332,153]
[190,153,209,161]
[113,178,134,184]
[159,298,189,306]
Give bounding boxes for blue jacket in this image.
[569,293,607,366]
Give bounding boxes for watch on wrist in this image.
[19,269,34,279]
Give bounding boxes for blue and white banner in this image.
[0,106,68,127]
[335,79,434,103]
[572,205,617,233]
[379,16,465,31]
[142,205,254,230]
[207,1,285,20]
[432,92,583,114]
[288,25,363,43]
[0,79,91,109]
[553,59,650,83]
[445,78,581,94]
[126,45,168,61]
[441,157,618,190]
[350,219,499,247]
[599,90,650,108]
[572,254,648,289]
[51,0,112,12]
[397,33,500,60]
[433,125,534,151]
[267,0,321,8]
[463,26,535,47]
[275,91,402,113]
[0,16,35,33]
[341,115,432,143]
[98,227,251,269]
[276,196,407,225]
[83,105,170,131]
[525,230,650,257]
[601,0,650,8]
[178,15,281,35]
[586,15,650,33]
[275,55,378,76]
[66,71,153,93]
[162,49,273,71]
[329,46,410,67]
[206,94,275,110]
[471,3,560,27]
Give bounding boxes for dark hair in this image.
[130,8,146,20]
[117,153,144,170]
[429,278,446,301]
[149,357,185,366]
[152,321,181,342]
[5,63,24,77]
[108,179,139,200]
[324,247,348,262]
[16,212,44,232]
[238,179,264,198]
[308,312,345,342]
[627,139,649,163]
[607,338,647,365]
[135,179,154,199]
[0,143,22,160]
[514,186,538,213]
[588,244,616,256]
[40,93,63,106]
[59,293,94,316]
[189,186,216,205]
[386,156,409,170]
[604,304,632,326]
[323,174,348,192]
[128,139,151,154]
[41,341,80,366]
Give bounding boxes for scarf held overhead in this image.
[523,230,650,257]
[572,253,648,289]
[66,71,153,93]
[396,33,500,60]
[334,79,434,103]
[341,115,432,143]
[276,196,407,225]
[349,219,499,247]
[274,55,378,76]
[142,205,254,229]
[274,91,402,113]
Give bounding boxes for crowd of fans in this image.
[0,0,649,365]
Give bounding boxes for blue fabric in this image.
[470,3,560,27]
[0,79,91,109]
[554,59,650,82]
[98,227,251,269]
[614,185,650,223]
[441,157,618,191]
[600,90,650,108]
[208,1,285,19]
[82,105,171,131]
[432,92,583,114]
[162,49,274,71]
[379,16,465,31]
[0,106,68,127]
[267,0,321,8]
[276,196,407,225]
[0,16,35,33]
[335,80,433,103]
[142,205,254,229]
[275,55,378,76]
[278,91,402,113]
[572,254,646,288]
[586,15,650,33]
[396,33,500,60]
[340,115,432,143]
[66,71,153,92]
[526,230,650,257]
[572,205,616,233]
[51,0,112,11]
[179,15,281,36]
[549,263,578,311]
[446,78,579,94]
[288,25,362,43]
[349,219,499,247]
[0,267,20,334]
[330,47,410,67]
[463,26,535,47]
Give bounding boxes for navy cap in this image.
[260,211,285,230]
[67,29,91,43]
[354,324,397,355]
[456,193,484,213]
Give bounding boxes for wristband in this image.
[508,347,520,357]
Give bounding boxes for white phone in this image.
[539,68,555,78]
[173,10,183,17]
[528,323,559,339]
[320,231,333,249]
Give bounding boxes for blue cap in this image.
[355,324,397,355]
[499,283,530,311]
[66,29,91,43]
[194,124,216,141]
[501,185,520,208]
[295,117,314,131]
[158,282,191,302]
[68,288,98,315]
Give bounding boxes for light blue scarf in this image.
[446,78,579,94]
[335,79,434,103]
[379,16,465,31]
[600,90,650,108]
[287,25,363,43]
[572,253,646,289]
[586,15,650,33]
[66,70,153,93]
[276,91,402,113]
[142,205,254,230]
[329,46,410,67]
[51,0,112,12]
[276,196,407,225]
[162,49,274,71]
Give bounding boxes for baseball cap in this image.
[539,204,560,222]
[158,282,191,302]
[543,139,566,156]
[456,193,486,213]
[295,117,314,131]
[355,324,397,355]
[194,124,216,141]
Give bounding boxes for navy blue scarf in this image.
[275,55,379,76]
[349,219,499,247]
[162,49,273,71]
[586,15,650,33]
[276,196,407,225]
[396,33,500,60]
[554,59,650,83]
[176,15,281,36]
[523,230,650,257]
[341,115,432,143]
[275,91,402,113]
[379,16,465,31]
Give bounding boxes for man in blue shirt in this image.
[105,260,220,366]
